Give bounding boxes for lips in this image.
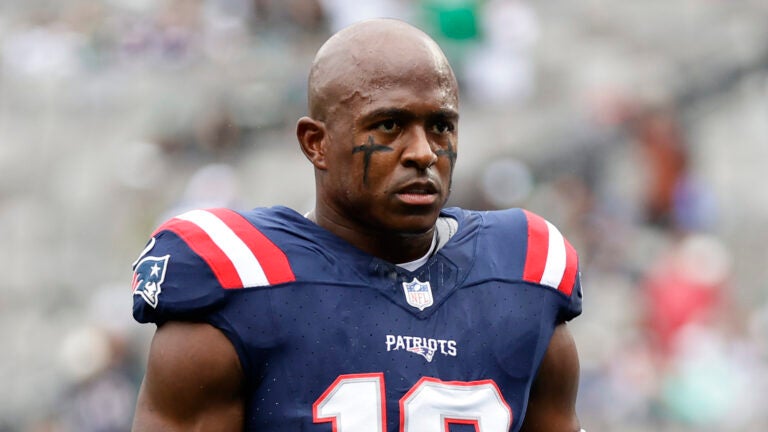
[395,181,439,205]
[397,180,438,194]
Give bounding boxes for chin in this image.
[391,212,441,235]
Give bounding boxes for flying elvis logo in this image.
[132,254,170,308]
[386,334,457,362]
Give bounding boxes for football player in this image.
[131,18,584,432]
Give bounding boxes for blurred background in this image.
[1,0,767,430]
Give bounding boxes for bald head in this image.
[307,19,457,121]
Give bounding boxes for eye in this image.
[376,119,400,133]
[431,120,454,134]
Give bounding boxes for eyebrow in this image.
[362,107,459,122]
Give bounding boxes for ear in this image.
[296,116,329,170]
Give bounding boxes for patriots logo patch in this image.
[407,345,436,362]
[132,255,170,308]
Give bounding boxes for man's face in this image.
[321,65,459,235]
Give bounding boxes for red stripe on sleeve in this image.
[208,208,296,285]
[557,238,578,296]
[522,210,549,284]
[154,218,244,289]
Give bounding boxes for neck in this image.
[307,209,436,264]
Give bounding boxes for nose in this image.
[402,127,438,170]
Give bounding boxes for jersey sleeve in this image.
[131,207,296,324]
[131,230,229,324]
[518,209,583,321]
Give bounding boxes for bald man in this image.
[131,19,584,432]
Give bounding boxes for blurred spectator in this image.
[630,106,689,227]
[641,233,732,358]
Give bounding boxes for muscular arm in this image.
[520,323,582,432]
[132,321,245,432]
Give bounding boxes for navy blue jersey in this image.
[132,206,582,432]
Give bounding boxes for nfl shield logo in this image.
[402,277,434,311]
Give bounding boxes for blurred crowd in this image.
[2,0,768,431]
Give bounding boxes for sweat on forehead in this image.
[307,19,457,120]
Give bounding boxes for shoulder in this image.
[150,207,296,288]
[454,207,583,320]
[131,207,298,323]
[477,208,579,295]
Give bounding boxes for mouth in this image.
[395,181,439,206]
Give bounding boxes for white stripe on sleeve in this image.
[539,220,567,289]
[176,209,269,287]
